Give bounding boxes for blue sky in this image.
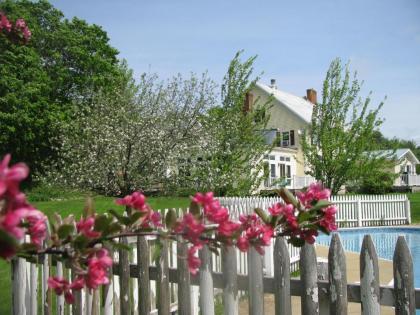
[50,0,420,142]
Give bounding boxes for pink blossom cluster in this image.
[0,154,47,258]
[76,216,101,239]
[116,191,162,228]
[297,182,331,208]
[48,248,112,303]
[0,12,31,42]
[297,182,337,232]
[237,214,273,254]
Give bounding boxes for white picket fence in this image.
[10,195,411,314]
[218,193,411,227]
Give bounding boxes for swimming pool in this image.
[317,227,420,311]
[317,227,420,263]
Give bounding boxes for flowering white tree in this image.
[44,66,216,196]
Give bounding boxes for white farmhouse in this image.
[247,79,316,191]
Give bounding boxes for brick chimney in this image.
[270,79,277,89]
[243,92,253,113]
[306,88,317,104]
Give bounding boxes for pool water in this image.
[317,227,420,308]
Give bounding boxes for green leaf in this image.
[254,208,270,224]
[289,237,305,247]
[110,241,131,251]
[105,222,122,235]
[20,243,39,253]
[311,200,332,211]
[297,211,314,224]
[129,211,144,225]
[165,209,177,229]
[73,235,89,250]
[0,229,18,248]
[109,209,130,225]
[278,188,298,207]
[57,224,74,239]
[152,241,163,262]
[94,214,111,232]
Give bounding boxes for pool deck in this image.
[238,244,395,314]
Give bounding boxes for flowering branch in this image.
[0,154,337,304]
[0,12,31,43]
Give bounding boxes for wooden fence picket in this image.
[119,237,131,315]
[137,236,150,315]
[393,236,415,315]
[177,239,191,315]
[300,243,319,315]
[328,234,348,315]
[157,239,170,315]
[248,246,264,315]
[274,237,291,315]
[360,235,380,315]
[199,245,215,315]
[222,245,238,315]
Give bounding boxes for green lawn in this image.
[408,192,420,223]
[0,191,190,314]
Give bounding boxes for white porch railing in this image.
[399,174,420,186]
[264,175,316,190]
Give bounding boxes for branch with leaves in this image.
[0,154,337,303]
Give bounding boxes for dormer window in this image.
[276,130,296,147]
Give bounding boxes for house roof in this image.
[368,148,420,164]
[255,82,313,123]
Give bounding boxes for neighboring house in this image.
[248,79,316,191]
[369,148,420,187]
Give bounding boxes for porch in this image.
[264,175,316,190]
[397,174,420,186]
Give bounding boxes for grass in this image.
[408,192,420,223]
[0,188,190,314]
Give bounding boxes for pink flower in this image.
[116,192,149,212]
[48,277,69,295]
[0,154,29,198]
[268,203,295,217]
[217,220,241,238]
[69,276,85,290]
[319,206,338,232]
[76,217,101,239]
[192,192,229,224]
[174,213,205,245]
[26,209,47,246]
[0,13,12,32]
[150,211,162,227]
[187,245,202,274]
[297,182,331,208]
[85,249,112,289]
[192,192,214,205]
[236,236,249,252]
[48,276,83,304]
[15,18,26,29]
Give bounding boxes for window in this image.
[279,163,291,179]
[270,164,276,177]
[280,156,285,161]
[282,132,290,146]
[275,130,296,147]
[285,157,290,162]
[269,155,275,160]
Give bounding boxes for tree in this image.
[190,52,271,196]
[44,67,216,196]
[301,58,387,195]
[0,0,122,175]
